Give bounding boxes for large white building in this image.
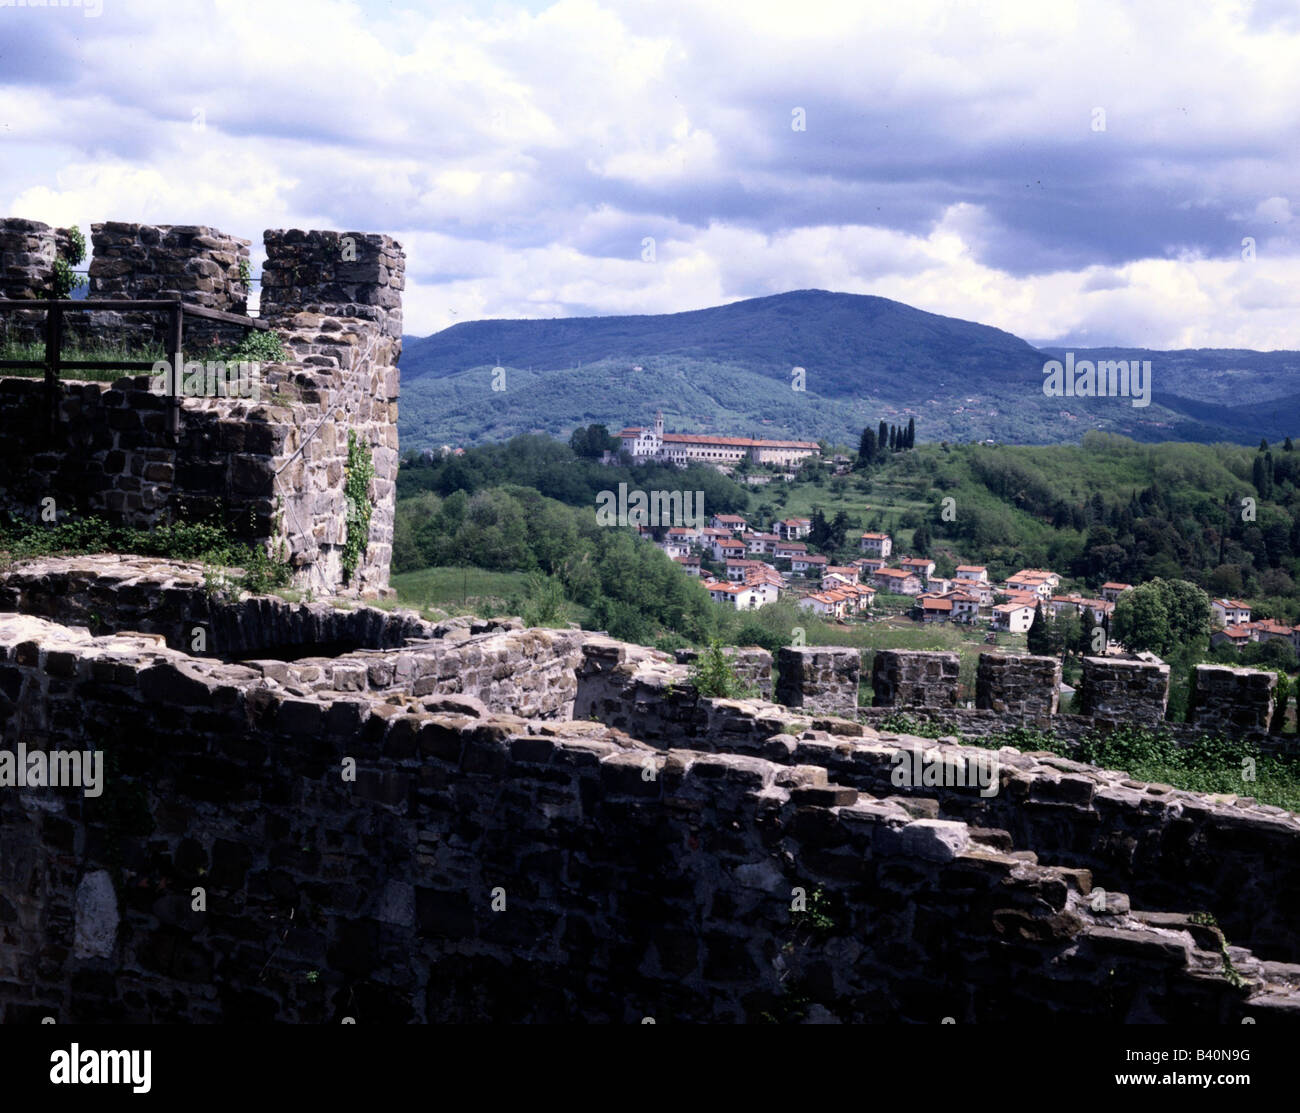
[616,413,821,469]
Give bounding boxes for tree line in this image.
[855,417,916,467]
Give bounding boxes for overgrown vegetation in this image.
[688,639,758,699]
[969,724,1300,813]
[876,712,956,739]
[50,227,87,300]
[213,329,286,365]
[342,430,375,583]
[0,512,291,596]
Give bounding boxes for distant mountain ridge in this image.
[395,290,1300,450]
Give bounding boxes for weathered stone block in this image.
[871,650,959,708]
[775,646,860,717]
[975,652,1060,722]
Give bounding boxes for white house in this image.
[712,537,747,562]
[946,591,980,622]
[992,602,1036,633]
[799,592,847,619]
[705,580,761,610]
[1211,599,1252,627]
[773,541,808,561]
[955,565,988,583]
[711,513,748,533]
[743,580,781,607]
[773,517,812,540]
[726,558,767,582]
[791,553,829,575]
[899,557,937,580]
[873,567,923,595]
[860,532,892,557]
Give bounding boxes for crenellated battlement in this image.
[0,217,405,598]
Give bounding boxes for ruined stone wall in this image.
[1189,665,1277,739]
[258,230,404,595]
[0,219,405,599]
[975,653,1060,723]
[775,646,859,716]
[0,218,79,344]
[572,639,1300,966]
[871,649,959,708]
[82,223,251,348]
[2,613,1296,1024]
[1080,656,1169,728]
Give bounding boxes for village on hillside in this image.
[639,511,1300,656]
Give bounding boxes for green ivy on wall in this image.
[342,429,375,583]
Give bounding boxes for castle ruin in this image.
[0,217,1298,1023]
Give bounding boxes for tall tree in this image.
[888,426,897,452]
[829,510,850,550]
[905,416,915,449]
[1075,606,1094,657]
[1026,601,1052,655]
[912,521,931,556]
[877,420,888,459]
[855,428,876,469]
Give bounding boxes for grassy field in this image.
[391,565,590,625]
[392,566,531,612]
[0,338,168,383]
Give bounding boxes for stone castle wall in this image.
[975,653,1060,723]
[775,646,858,715]
[871,649,959,708]
[0,218,80,344]
[2,612,1297,1023]
[0,217,405,598]
[570,638,1300,966]
[1080,656,1170,729]
[1189,664,1277,738]
[82,223,251,348]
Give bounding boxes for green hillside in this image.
[396,291,1300,450]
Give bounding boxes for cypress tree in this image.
[906,417,915,449]
[1027,602,1050,655]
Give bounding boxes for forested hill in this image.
[400,290,1043,396]
[395,290,1300,451]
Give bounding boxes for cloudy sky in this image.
[4,0,1300,347]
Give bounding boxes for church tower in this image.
[654,410,664,438]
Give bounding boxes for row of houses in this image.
[661,521,1295,648]
[1208,599,1300,654]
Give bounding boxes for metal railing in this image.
[0,298,271,438]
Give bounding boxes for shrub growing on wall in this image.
[343,430,375,583]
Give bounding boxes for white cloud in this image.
[2,0,1300,348]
